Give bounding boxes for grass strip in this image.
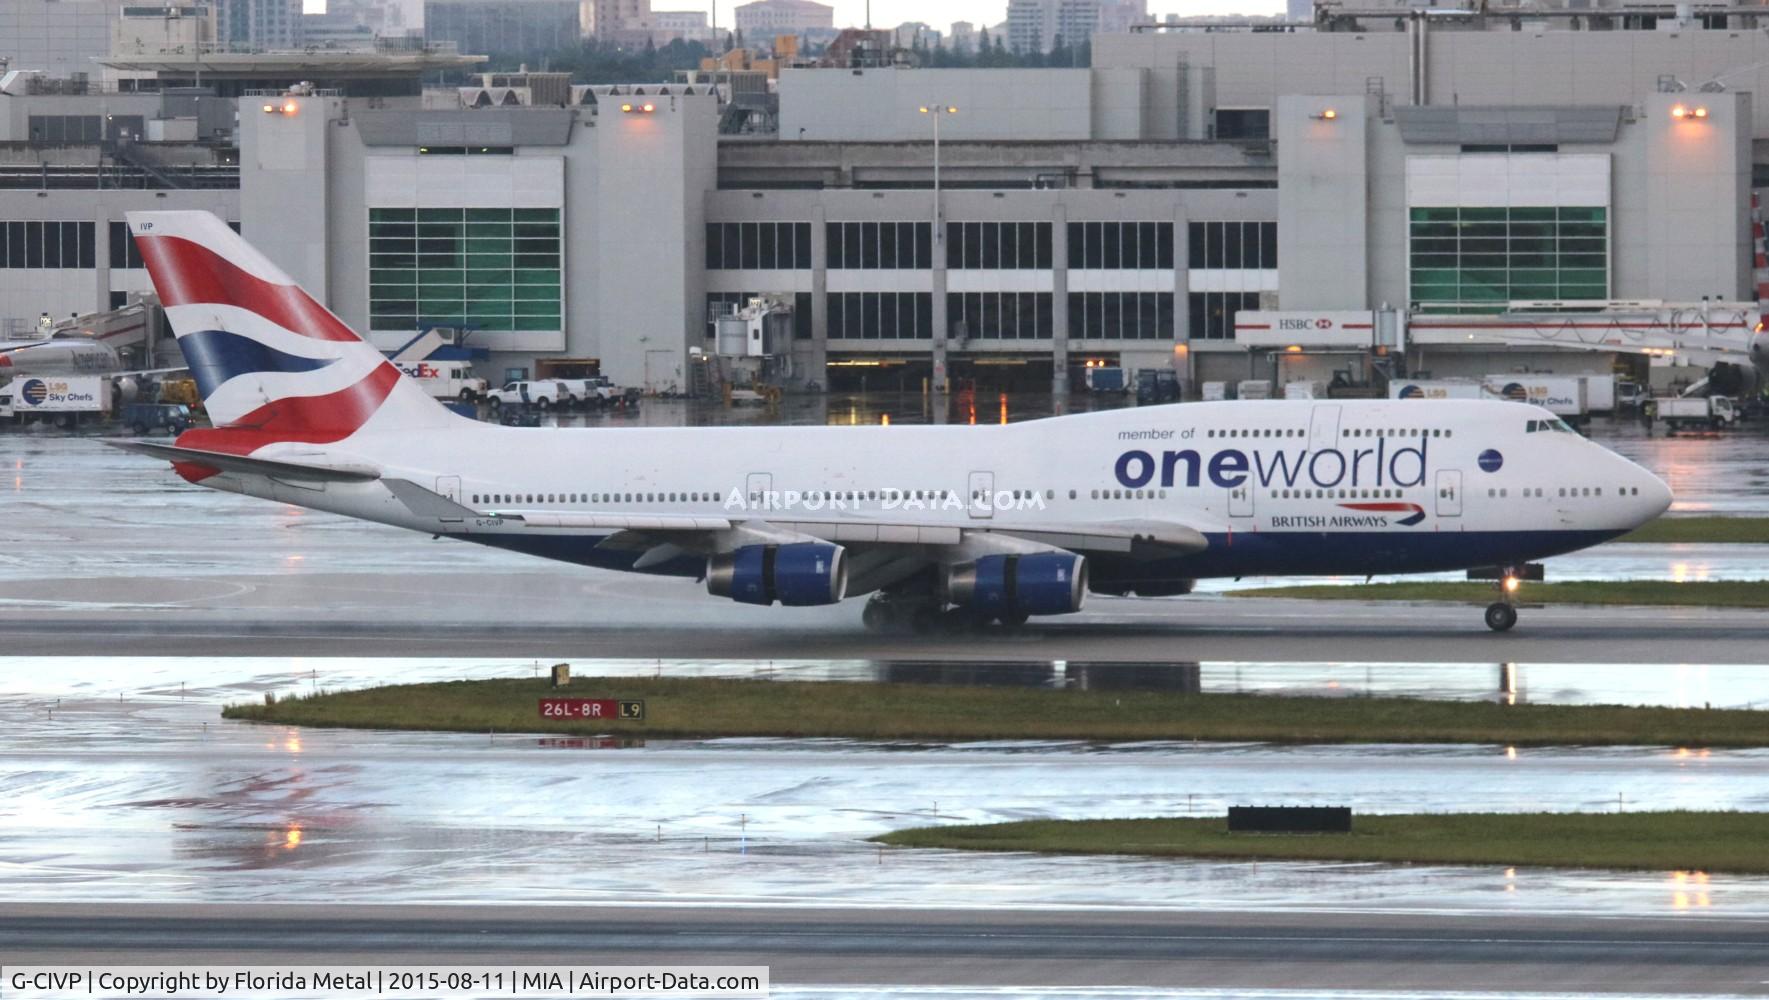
[1230,580,1769,607]
[222,677,1769,747]
[872,811,1769,873]
[1618,516,1769,544]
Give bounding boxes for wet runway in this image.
[6,659,1769,918]
[6,903,1769,994]
[5,591,1769,662]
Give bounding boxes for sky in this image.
[305,0,1288,35]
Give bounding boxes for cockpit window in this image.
[1526,418,1576,434]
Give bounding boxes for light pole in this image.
[919,104,956,394]
[919,104,957,248]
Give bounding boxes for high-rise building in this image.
[1095,0,1143,37]
[582,0,648,36]
[213,0,305,49]
[1005,0,1097,55]
[425,0,579,54]
[733,0,833,38]
[947,20,975,51]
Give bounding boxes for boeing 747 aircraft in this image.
[113,211,1672,632]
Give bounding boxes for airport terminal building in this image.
[1,10,1764,391]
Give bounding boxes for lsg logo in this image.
[1278,318,1334,330]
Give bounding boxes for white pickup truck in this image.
[556,377,622,409]
[485,380,570,410]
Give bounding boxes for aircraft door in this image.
[1228,481,1255,518]
[968,471,995,519]
[1308,404,1342,451]
[1436,470,1463,517]
[746,472,773,512]
[435,476,465,522]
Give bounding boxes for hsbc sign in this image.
[1234,311,1379,347]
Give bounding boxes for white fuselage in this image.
[200,398,1671,588]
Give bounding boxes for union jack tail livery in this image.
[126,211,454,453]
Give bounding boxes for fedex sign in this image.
[1234,311,1378,347]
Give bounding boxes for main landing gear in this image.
[860,592,1025,634]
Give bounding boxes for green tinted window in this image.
[368,207,561,333]
[1408,206,1607,312]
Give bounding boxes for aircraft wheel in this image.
[861,600,892,633]
[1484,602,1518,633]
[998,610,1030,628]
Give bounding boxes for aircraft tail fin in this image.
[125,210,455,450]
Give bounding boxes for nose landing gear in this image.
[1469,563,1543,632]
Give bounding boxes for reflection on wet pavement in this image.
[4,659,1769,917]
[8,658,1769,709]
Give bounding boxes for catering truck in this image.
[1482,375,1590,424]
[1,375,112,427]
[1389,378,1489,401]
[1654,395,1739,434]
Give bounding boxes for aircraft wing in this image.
[104,440,381,482]
[115,365,190,377]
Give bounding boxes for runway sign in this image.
[539,698,645,721]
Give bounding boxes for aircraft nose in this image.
[1636,468,1673,523]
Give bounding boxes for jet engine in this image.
[707,542,848,606]
[1710,360,1763,397]
[943,552,1087,618]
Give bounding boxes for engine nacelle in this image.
[1710,360,1763,397]
[707,542,848,607]
[944,552,1087,617]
